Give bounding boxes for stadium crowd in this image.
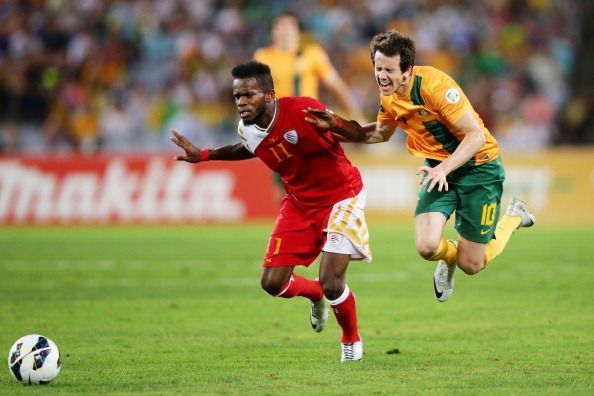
[0,0,581,153]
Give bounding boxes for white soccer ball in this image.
[7,334,61,385]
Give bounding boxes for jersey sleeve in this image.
[422,73,470,125]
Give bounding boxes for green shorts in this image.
[415,157,505,244]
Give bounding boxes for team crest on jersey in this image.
[283,130,298,145]
[445,88,461,104]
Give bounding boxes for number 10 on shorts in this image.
[481,203,497,226]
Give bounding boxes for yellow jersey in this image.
[253,43,335,98]
[377,65,499,166]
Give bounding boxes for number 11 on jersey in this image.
[269,142,293,163]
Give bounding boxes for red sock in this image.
[276,274,323,302]
[328,285,360,343]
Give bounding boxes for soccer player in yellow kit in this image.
[304,30,535,302]
[254,11,363,120]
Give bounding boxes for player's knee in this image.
[320,279,343,301]
[260,277,284,296]
[457,257,484,275]
[416,241,440,260]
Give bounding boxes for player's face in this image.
[272,16,300,50]
[232,77,271,125]
[373,51,412,96]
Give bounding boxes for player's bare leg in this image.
[319,252,362,362]
[414,212,448,260]
[414,212,457,301]
[456,237,487,274]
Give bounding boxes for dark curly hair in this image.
[370,30,416,72]
[231,61,274,91]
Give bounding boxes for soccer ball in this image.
[7,334,61,385]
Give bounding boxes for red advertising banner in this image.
[0,154,278,224]
[3,148,593,225]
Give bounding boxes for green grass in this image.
[1,223,593,395]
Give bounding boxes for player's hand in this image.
[417,165,449,193]
[303,108,338,130]
[170,129,201,162]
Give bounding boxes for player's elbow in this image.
[469,130,486,147]
[477,132,486,146]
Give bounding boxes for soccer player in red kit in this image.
[170,61,371,362]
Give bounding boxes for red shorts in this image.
[263,196,332,267]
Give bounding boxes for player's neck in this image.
[395,75,412,95]
[255,99,277,129]
[275,38,299,53]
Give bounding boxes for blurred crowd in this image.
[0,0,583,153]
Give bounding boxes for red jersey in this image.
[237,96,363,207]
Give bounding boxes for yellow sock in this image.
[484,214,522,266]
[428,237,458,265]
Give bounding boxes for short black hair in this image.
[370,30,416,72]
[231,61,274,91]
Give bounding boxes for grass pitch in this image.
[1,223,593,395]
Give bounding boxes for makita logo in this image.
[0,158,245,223]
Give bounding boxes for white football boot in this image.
[433,259,456,302]
[341,340,363,362]
[310,297,328,332]
[506,197,536,229]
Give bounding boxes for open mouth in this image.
[379,80,392,90]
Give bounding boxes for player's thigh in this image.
[414,181,455,250]
[414,212,448,252]
[454,159,505,244]
[456,236,488,274]
[456,235,487,268]
[319,252,350,282]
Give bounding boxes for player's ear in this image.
[265,89,276,102]
[403,66,413,79]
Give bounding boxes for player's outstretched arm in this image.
[304,108,394,144]
[303,108,369,142]
[170,129,255,162]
